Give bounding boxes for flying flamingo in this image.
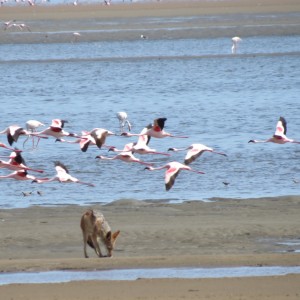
[23,120,45,148]
[5,22,31,32]
[55,130,97,152]
[111,125,170,156]
[35,119,80,139]
[168,143,227,165]
[32,161,95,187]
[122,118,188,139]
[0,150,44,173]
[144,161,205,191]
[231,36,242,54]
[116,112,132,133]
[96,143,153,166]
[0,125,48,145]
[0,142,20,152]
[0,170,47,181]
[88,128,115,149]
[248,116,300,144]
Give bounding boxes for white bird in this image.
[168,143,227,165]
[248,116,300,144]
[32,161,95,187]
[23,120,45,148]
[144,161,205,191]
[116,112,132,133]
[231,36,242,54]
[72,32,81,42]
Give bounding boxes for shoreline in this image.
[0,0,300,44]
[1,196,300,272]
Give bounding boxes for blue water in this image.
[1,266,300,285]
[0,29,300,208]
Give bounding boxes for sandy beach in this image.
[0,0,300,44]
[1,196,300,299]
[1,0,300,299]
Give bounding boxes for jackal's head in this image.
[104,230,120,257]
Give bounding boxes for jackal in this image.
[80,209,120,258]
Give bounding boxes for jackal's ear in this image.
[112,230,120,241]
[106,231,112,241]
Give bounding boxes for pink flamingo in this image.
[0,125,48,146]
[111,125,170,156]
[55,130,96,152]
[168,143,227,165]
[0,170,47,181]
[144,161,205,191]
[0,150,44,173]
[88,128,115,149]
[32,161,95,187]
[35,119,80,139]
[248,116,300,144]
[0,142,20,152]
[96,143,153,166]
[122,118,188,139]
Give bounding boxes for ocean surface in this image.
[0,18,300,208]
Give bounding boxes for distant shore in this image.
[1,196,300,299]
[0,0,300,44]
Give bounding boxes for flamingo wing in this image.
[274,116,287,137]
[153,118,167,132]
[165,165,180,191]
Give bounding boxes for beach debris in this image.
[22,191,33,197]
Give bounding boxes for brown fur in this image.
[80,209,120,258]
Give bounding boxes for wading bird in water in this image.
[116,112,132,133]
[144,161,205,191]
[32,161,95,187]
[231,36,242,54]
[248,116,300,144]
[168,143,227,165]
[23,120,45,149]
[122,118,188,139]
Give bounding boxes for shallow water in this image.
[1,266,300,285]
[0,33,300,209]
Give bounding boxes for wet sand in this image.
[1,0,300,298]
[1,196,300,299]
[0,0,300,44]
